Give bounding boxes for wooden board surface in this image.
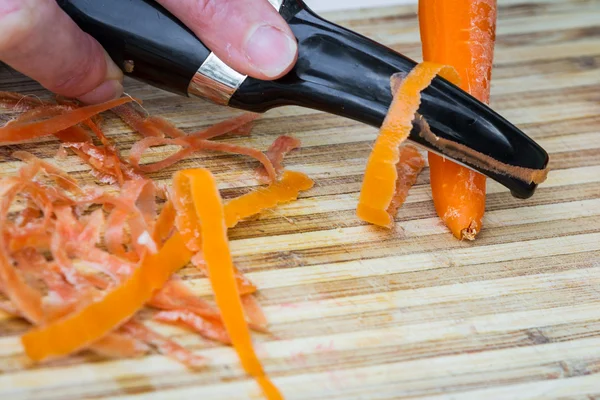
[1,0,600,398]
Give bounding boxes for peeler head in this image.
[228,0,550,199]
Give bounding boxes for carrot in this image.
[152,201,176,245]
[173,169,312,301]
[241,294,269,332]
[225,170,314,228]
[154,310,232,345]
[21,232,193,361]
[191,253,258,296]
[357,62,459,228]
[175,169,282,400]
[0,97,132,144]
[418,0,497,239]
[0,179,45,323]
[387,145,426,218]
[88,330,149,359]
[122,320,205,368]
[258,135,302,180]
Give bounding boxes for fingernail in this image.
[245,25,297,78]
[103,49,124,81]
[77,80,124,104]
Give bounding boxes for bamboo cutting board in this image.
[1,0,600,398]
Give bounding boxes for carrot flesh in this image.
[173,169,312,298]
[191,253,258,296]
[154,310,231,345]
[419,0,497,239]
[21,232,192,361]
[0,180,45,323]
[177,169,282,400]
[357,62,459,228]
[0,97,132,144]
[225,170,314,228]
[152,201,176,245]
[387,145,426,217]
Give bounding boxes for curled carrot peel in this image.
[419,0,497,240]
[21,232,192,362]
[387,145,426,217]
[0,97,132,144]
[154,310,231,345]
[152,201,176,245]
[225,170,314,228]
[191,253,258,297]
[357,62,459,228]
[258,135,301,180]
[173,169,312,298]
[175,169,282,400]
[0,178,46,323]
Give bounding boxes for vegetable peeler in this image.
[58,0,549,199]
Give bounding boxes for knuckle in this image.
[0,3,37,52]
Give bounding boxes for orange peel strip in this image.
[357,62,459,227]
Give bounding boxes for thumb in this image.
[0,0,123,104]
[157,0,298,80]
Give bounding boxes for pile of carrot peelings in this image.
[21,232,193,361]
[418,0,498,240]
[357,62,459,228]
[0,92,314,398]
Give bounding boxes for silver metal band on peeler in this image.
[187,0,285,104]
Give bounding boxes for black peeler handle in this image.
[58,0,549,199]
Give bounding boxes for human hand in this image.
[0,0,298,104]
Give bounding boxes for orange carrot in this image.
[173,169,312,301]
[154,310,231,345]
[0,97,132,144]
[0,179,45,323]
[122,319,205,368]
[87,331,149,359]
[357,62,459,228]
[152,201,176,245]
[387,145,426,217]
[241,294,269,332]
[21,232,192,361]
[176,169,282,400]
[191,253,258,296]
[150,278,222,321]
[225,170,314,228]
[258,135,302,180]
[418,0,497,239]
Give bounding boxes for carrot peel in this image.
[174,168,282,400]
[21,232,192,361]
[357,62,459,228]
[225,170,314,228]
[0,97,132,144]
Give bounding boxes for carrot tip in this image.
[460,221,479,241]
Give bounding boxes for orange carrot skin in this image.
[225,170,314,228]
[180,169,282,400]
[0,97,132,144]
[357,63,459,228]
[419,0,497,239]
[387,145,426,217]
[21,233,192,361]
